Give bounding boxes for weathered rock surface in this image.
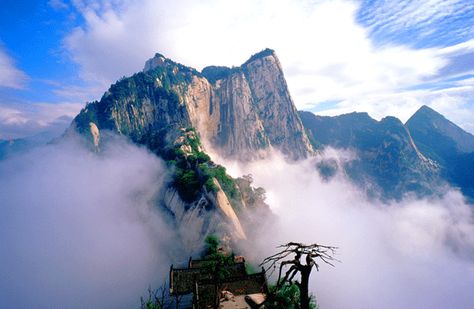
[69,49,310,244]
[71,49,312,161]
[198,49,313,159]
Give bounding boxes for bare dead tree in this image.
[261,242,338,309]
[140,283,167,309]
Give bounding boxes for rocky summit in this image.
[72,48,312,161]
[69,49,474,244]
[71,49,315,248]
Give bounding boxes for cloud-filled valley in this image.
[0,131,473,308]
[0,135,177,308]
[1,1,474,307]
[218,150,474,309]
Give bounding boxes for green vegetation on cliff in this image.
[265,283,318,309]
[166,128,241,206]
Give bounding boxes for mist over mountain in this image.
[0,115,74,160]
[0,131,58,160]
[299,110,441,200]
[0,135,177,308]
[2,48,474,308]
[69,47,474,275]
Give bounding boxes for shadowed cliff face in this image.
[406,105,474,201]
[71,49,312,161]
[300,111,441,200]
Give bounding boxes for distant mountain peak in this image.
[412,104,444,119]
[299,110,439,200]
[406,105,474,200]
[406,105,474,154]
[418,104,434,112]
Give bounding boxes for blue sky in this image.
[1,0,474,139]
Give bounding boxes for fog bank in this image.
[0,136,175,308]
[222,149,474,309]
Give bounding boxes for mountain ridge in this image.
[75,48,313,161]
[299,110,440,199]
[70,48,312,248]
[69,49,474,244]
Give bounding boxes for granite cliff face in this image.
[73,49,312,160]
[71,49,306,247]
[73,49,313,160]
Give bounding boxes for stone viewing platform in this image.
[169,256,268,308]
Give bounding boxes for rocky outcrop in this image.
[240,50,313,158]
[200,49,313,159]
[69,49,308,244]
[89,122,100,147]
[72,49,312,160]
[162,187,225,252]
[208,178,246,240]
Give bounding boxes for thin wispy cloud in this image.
[0,46,28,89]
[0,101,83,139]
[48,0,69,11]
[57,0,474,133]
[2,0,474,136]
[358,0,474,47]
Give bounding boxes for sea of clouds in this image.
[220,149,474,309]
[1,135,474,308]
[0,135,178,308]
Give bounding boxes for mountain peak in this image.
[412,105,443,119]
[407,105,474,155]
[142,52,200,76]
[73,49,312,160]
[201,66,233,84]
[143,52,169,71]
[243,48,276,66]
[418,104,434,112]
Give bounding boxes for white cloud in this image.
[48,0,69,10]
[62,0,473,124]
[0,101,84,139]
[313,81,474,134]
[218,151,474,309]
[359,0,474,38]
[0,46,28,89]
[0,135,176,308]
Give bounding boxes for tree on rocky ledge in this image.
[261,242,338,309]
